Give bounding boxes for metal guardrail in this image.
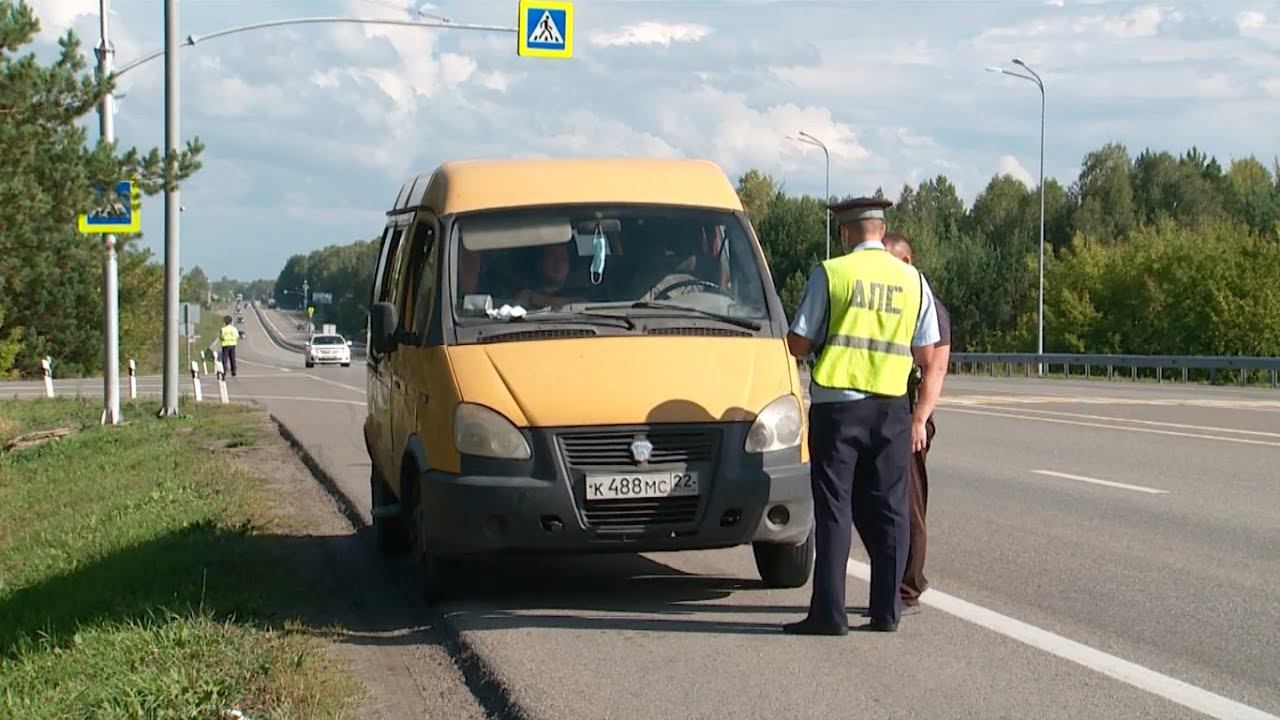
[949,352,1280,387]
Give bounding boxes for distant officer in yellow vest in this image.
[219,315,239,378]
[782,196,940,635]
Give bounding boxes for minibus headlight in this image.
[745,395,803,454]
[453,403,532,460]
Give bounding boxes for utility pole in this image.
[159,0,182,416]
[96,0,121,425]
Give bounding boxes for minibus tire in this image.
[752,530,815,588]
[372,469,409,555]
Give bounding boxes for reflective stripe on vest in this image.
[220,325,239,346]
[811,248,923,397]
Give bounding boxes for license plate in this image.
[584,472,699,500]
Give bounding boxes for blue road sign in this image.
[518,0,573,58]
[78,180,141,234]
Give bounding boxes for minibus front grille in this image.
[582,497,700,529]
[559,429,718,468]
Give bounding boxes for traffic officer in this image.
[876,233,951,611]
[219,315,239,377]
[783,197,940,635]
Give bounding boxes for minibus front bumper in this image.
[418,423,812,556]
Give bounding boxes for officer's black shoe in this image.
[853,619,899,633]
[782,618,849,636]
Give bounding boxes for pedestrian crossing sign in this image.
[518,0,573,59]
[77,179,141,234]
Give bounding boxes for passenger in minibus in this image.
[515,242,589,310]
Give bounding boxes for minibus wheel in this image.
[403,472,458,602]
[372,468,408,555]
[752,530,815,588]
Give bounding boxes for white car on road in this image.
[304,333,352,368]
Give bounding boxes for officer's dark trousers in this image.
[221,346,237,376]
[807,396,912,627]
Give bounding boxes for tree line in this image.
[0,2,202,378]
[273,239,380,334]
[178,265,274,308]
[743,143,1280,356]
[269,143,1280,359]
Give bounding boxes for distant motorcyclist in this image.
[219,315,239,377]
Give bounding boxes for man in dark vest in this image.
[867,232,951,612]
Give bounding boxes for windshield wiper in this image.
[512,310,636,330]
[587,301,762,331]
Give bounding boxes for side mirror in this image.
[347,340,353,346]
[369,302,399,355]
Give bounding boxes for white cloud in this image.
[31,0,1274,281]
[590,22,712,47]
[26,0,95,39]
[997,155,1036,188]
[1090,4,1165,38]
[1236,10,1268,30]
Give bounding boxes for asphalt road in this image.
[5,309,1278,719]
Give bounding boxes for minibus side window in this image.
[370,224,395,305]
[385,226,413,311]
[405,220,438,342]
[375,225,406,306]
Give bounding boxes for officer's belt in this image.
[826,333,911,357]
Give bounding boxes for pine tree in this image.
[0,1,203,376]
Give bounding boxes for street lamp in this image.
[987,58,1046,376]
[102,11,518,416]
[787,131,831,259]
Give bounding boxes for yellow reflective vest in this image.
[220,324,239,347]
[810,248,923,397]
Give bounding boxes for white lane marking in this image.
[249,395,367,407]
[942,407,1280,449]
[1031,469,1168,495]
[301,373,364,394]
[982,405,1280,439]
[239,358,293,373]
[844,560,1278,720]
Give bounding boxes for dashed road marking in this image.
[1031,469,1168,495]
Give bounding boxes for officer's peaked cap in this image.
[828,196,893,223]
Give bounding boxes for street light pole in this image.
[787,131,831,259]
[988,59,1046,376]
[159,0,182,416]
[96,0,121,425]
[114,17,517,78]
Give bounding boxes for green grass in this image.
[0,399,362,719]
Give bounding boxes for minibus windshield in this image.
[450,206,772,329]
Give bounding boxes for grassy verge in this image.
[0,399,362,719]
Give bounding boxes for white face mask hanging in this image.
[590,224,609,285]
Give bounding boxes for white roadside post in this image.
[215,359,229,404]
[42,357,54,398]
[190,360,203,402]
[201,349,209,376]
[128,358,137,399]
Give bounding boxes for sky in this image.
[26,0,1280,281]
